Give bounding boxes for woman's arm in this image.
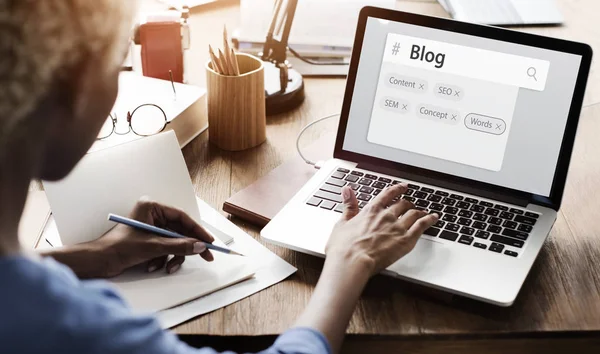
[294,184,437,353]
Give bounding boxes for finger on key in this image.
[388,198,416,218]
[397,209,428,228]
[371,183,408,211]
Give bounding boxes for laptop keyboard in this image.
[306,168,541,258]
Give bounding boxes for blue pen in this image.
[107,213,244,256]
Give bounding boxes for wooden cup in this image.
[206,53,266,151]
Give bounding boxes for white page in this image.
[158,197,297,328]
[43,131,231,246]
[112,252,255,313]
[238,0,395,47]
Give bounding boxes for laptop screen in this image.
[342,17,583,197]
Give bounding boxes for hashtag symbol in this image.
[391,42,400,55]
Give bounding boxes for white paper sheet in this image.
[43,131,232,246]
[157,197,297,329]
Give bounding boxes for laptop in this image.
[261,7,592,306]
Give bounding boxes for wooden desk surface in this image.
[143,0,600,348]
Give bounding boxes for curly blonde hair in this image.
[0,0,135,147]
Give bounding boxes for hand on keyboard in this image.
[325,183,438,276]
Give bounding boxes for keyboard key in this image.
[326,178,345,187]
[348,183,360,191]
[502,228,529,240]
[430,203,444,211]
[408,184,420,189]
[378,177,392,183]
[517,224,533,233]
[441,198,456,206]
[473,242,487,249]
[357,193,372,202]
[314,190,343,203]
[473,213,488,222]
[475,230,490,239]
[450,194,464,201]
[504,250,518,257]
[458,235,474,245]
[442,214,458,223]
[488,217,502,225]
[443,206,459,215]
[320,201,335,210]
[494,204,509,211]
[525,212,540,219]
[331,171,346,179]
[365,174,378,179]
[415,200,430,208]
[484,208,500,216]
[490,234,524,248]
[434,220,446,228]
[460,226,475,236]
[515,215,537,226]
[320,184,342,194]
[345,175,359,183]
[373,190,381,196]
[334,204,345,213]
[472,221,487,230]
[439,230,459,241]
[470,205,485,213]
[480,201,493,207]
[457,217,472,226]
[337,168,350,173]
[359,201,367,208]
[445,223,460,232]
[487,225,502,233]
[392,180,401,185]
[306,197,322,207]
[403,196,416,203]
[499,211,514,220]
[465,197,479,203]
[351,171,364,176]
[414,191,428,199]
[428,194,443,202]
[424,227,440,237]
[421,187,435,193]
[489,243,504,253]
[435,191,449,196]
[358,178,373,186]
[503,220,518,229]
[456,201,471,209]
[458,210,473,218]
[510,208,524,215]
[372,181,387,189]
[405,189,414,196]
[359,186,374,194]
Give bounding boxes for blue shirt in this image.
[0,256,331,354]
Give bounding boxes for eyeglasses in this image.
[97,103,169,140]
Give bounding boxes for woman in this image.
[0,1,437,353]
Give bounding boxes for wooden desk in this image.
[147,0,600,352]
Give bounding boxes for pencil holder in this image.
[206,53,266,151]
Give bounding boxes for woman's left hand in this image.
[89,199,215,277]
[45,199,215,279]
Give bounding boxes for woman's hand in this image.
[44,199,215,279]
[295,183,438,353]
[326,183,438,276]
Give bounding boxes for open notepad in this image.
[43,131,254,313]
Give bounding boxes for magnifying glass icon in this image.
[527,67,537,81]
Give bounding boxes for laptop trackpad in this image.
[387,238,451,278]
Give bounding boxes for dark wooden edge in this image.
[180,333,600,354]
[222,201,270,227]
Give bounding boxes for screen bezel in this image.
[334,6,592,210]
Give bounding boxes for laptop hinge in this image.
[357,162,531,207]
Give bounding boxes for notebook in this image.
[43,131,252,313]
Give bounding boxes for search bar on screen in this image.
[383,33,550,91]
